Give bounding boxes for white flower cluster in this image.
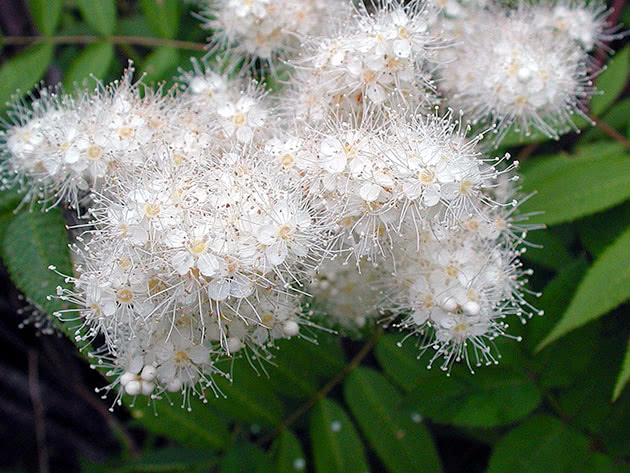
[434,0,615,142]
[199,0,351,63]
[0,0,616,403]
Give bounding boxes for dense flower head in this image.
[530,0,617,52]
[384,199,540,373]
[0,69,183,208]
[308,257,385,333]
[282,0,442,122]
[8,0,621,405]
[199,0,351,65]
[270,109,518,261]
[437,7,596,142]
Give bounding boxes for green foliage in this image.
[519,142,630,225]
[1,4,630,473]
[141,0,181,39]
[28,0,62,36]
[486,415,591,473]
[76,0,117,36]
[129,397,230,451]
[344,367,442,473]
[309,398,370,473]
[539,224,630,349]
[140,46,180,84]
[2,207,73,333]
[270,430,306,473]
[590,45,630,116]
[64,42,115,89]
[0,44,53,112]
[614,338,630,401]
[404,366,542,428]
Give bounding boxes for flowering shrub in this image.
[0,1,629,472]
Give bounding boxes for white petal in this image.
[393,39,411,58]
[266,242,288,266]
[359,183,382,202]
[197,253,220,277]
[172,251,194,275]
[423,185,441,207]
[207,279,231,301]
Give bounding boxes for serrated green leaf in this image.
[2,208,73,331]
[591,45,630,116]
[577,202,630,258]
[539,224,630,349]
[140,46,180,84]
[28,0,62,36]
[486,415,590,473]
[519,142,630,225]
[76,0,117,36]
[219,441,272,473]
[310,398,369,473]
[118,447,216,473]
[344,367,442,473]
[613,337,630,401]
[63,42,114,89]
[0,44,54,113]
[374,333,438,392]
[141,0,180,39]
[129,396,230,451]
[271,430,307,473]
[403,366,542,427]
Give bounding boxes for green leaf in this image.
[554,334,630,457]
[309,398,369,473]
[140,46,180,84]
[63,42,114,89]
[520,228,574,270]
[2,209,73,330]
[210,359,284,428]
[579,454,624,473]
[115,14,154,38]
[580,97,630,143]
[344,367,442,473]
[28,0,62,36]
[0,44,54,113]
[613,337,630,401]
[486,415,590,473]
[129,396,230,451]
[519,142,630,225]
[220,441,272,473]
[374,333,437,392]
[591,45,630,116]
[140,0,180,39]
[538,224,630,349]
[118,447,216,472]
[76,0,117,36]
[577,202,630,258]
[271,430,307,473]
[526,258,597,388]
[265,335,344,400]
[403,366,542,427]
[0,189,25,243]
